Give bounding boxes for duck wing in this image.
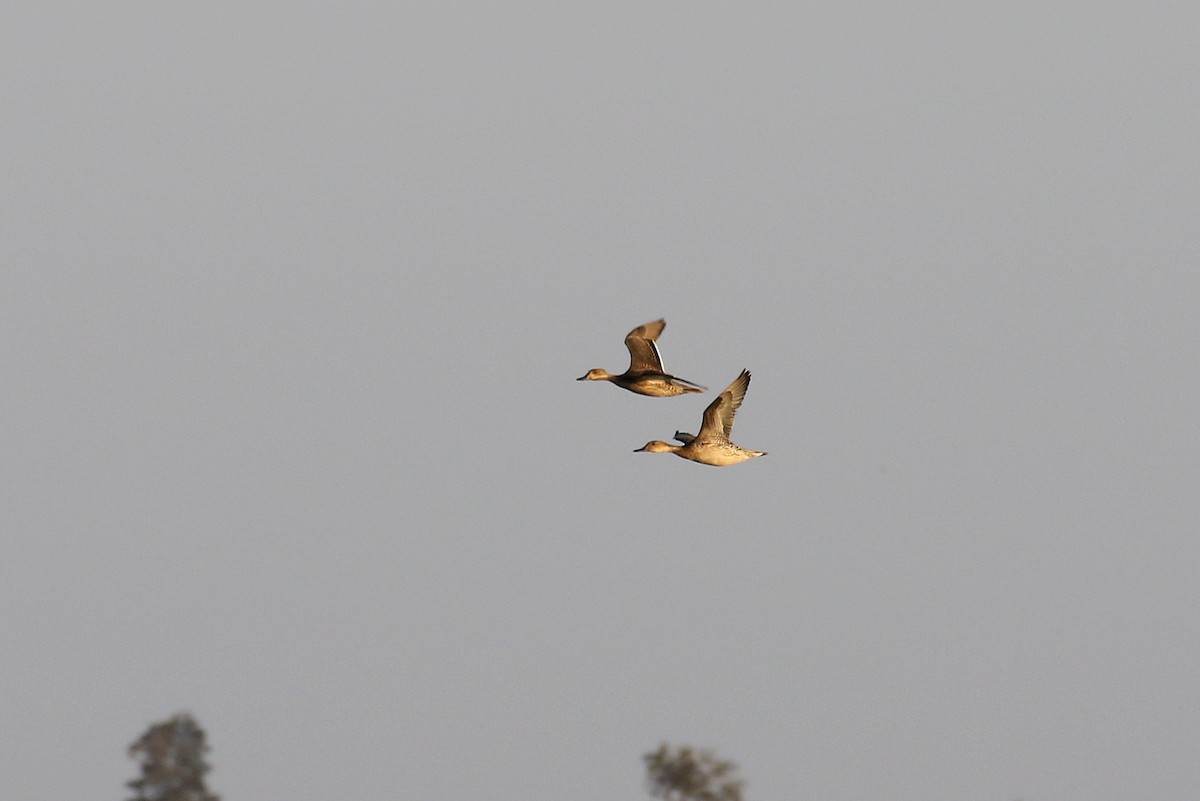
[624,319,667,373]
[697,369,751,441]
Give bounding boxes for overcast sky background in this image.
[3,3,1198,800]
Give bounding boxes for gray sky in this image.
[3,3,1198,800]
